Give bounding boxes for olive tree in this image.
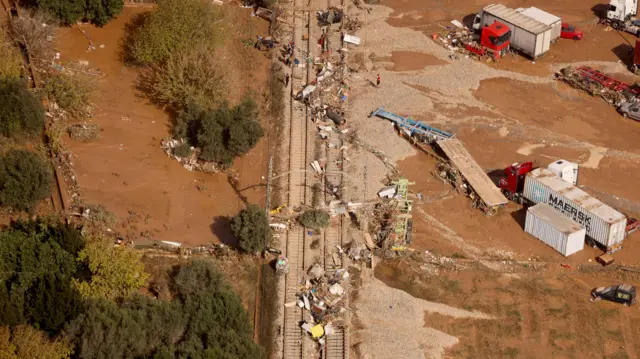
[230,204,270,253]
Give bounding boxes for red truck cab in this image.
[480,21,511,59]
[498,161,535,201]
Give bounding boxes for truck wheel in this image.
[612,22,620,30]
[623,112,629,118]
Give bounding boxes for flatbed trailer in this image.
[370,107,454,143]
[436,139,509,215]
[555,66,640,105]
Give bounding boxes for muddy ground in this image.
[53,6,271,246]
[346,0,640,358]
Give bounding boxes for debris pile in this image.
[317,7,343,25]
[68,123,100,142]
[290,265,350,348]
[554,66,637,106]
[161,138,218,173]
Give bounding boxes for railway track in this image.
[281,0,312,357]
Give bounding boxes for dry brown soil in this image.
[53,6,271,246]
[376,261,640,359]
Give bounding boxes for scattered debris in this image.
[161,138,219,173]
[68,123,100,142]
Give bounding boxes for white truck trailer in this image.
[472,4,552,59]
[517,7,562,41]
[606,0,640,35]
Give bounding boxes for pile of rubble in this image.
[288,263,349,348]
[161,138,218,172]
[554,67,632,106]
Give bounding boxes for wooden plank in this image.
[437,139,508,208]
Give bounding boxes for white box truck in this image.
[523,168,627,251]
[525,203,586,257]
[472,4,552,58]
[605,0,640,36]
[547,160,578,185]
[517,7,562,41]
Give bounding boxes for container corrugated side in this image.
[525,203,585,256]
[523,169,626,248]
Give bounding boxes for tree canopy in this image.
[0,219,84,334]
[125,0,225,66]
[66,260,263,358]
[299,209,330,229]
[35,0,123,26]
[230,204,270,253]
[0,78,45,138]
[73,238,149,300]
[0,150,53,212]
[0,325,72,359]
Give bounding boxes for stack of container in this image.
[523,168,627,250]
[525,203,585,257]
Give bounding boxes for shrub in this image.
[196,97,264,166]
[143,44,227,111]
[172,142,192,158]
[230,204,270,253]
[0,78,45,138]
[299,209,330,229]
[0,150,52,212]
[84,0,124,27]
[0,31,22,81]
[125,0,225,66]
[44,72,90,117]
[0,325,72,359]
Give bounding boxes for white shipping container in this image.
[480,4,552,58]
[525,203,585,256]
[518,7,562,41]
[523,168,627,248]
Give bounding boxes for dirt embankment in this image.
[54,6,271,246]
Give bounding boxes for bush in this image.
[172,142,192,158]
[44,72,90,117]
[299,209,330,229]
[143,45,227,111]
[0,325,72,359]
[0,79,45,138]
[36,0,123,26]
[125,0,225,66]
[197,97,264,166]
[230,204,270,253]
[0,31,22,81]
[0,150,52,212]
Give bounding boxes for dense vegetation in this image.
[66,260,262,358]
[0,31,22,81]
[174,97,264,167]
[0,150,53,212]
[0,78,45,138]
[231,204,270,253]
[43,73,91,117]
[125,0,264,166]
[0,219,262,358]
[36,0,124,26]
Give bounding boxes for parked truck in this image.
[472,4,552,58]
[464,20,511,60]
[604,0,640,35]
[516,7,562,41]
[631,38,640,74]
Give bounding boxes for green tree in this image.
[299,209,330,229]
[84,0,124,27]
[0,219,83,334]
[0,150,53,212]
[0,326,71,359]
[196,97,264,166]
[36,0,84,26]
[125,0,225,65]
[0,79,45,138]
[36,0,123,26]
[230,204,270,253]
[0,31,22,81]
[144,45,227,111]
[73,238,149,300]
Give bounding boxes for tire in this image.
[613,22,620,30]
[573,36,580,40]
[623,112,629,118]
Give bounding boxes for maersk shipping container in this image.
[525,203,586,257]
[523,168,627,248]
[517,7,562,41]
[479,4,552,58]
